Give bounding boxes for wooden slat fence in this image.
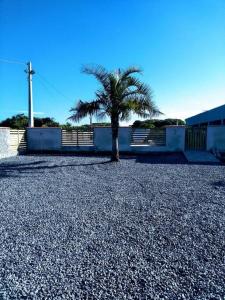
[10,129,27,152]
[185,127,207,150]
[62,129,94,146]
[131,128,166,146]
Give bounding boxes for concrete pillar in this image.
[93,127,131,152]
[166,126,186,151]
[27,128,62,151]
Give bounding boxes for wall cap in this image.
[26,127,61,129]
[207,125,225,127]
[93,126,131,128]
[165,125,186,128]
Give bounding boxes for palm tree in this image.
[69,65,161,161]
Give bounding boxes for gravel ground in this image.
[0,154,224,299]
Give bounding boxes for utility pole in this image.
[25,62,35,127]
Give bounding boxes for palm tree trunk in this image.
[111,115,119,161]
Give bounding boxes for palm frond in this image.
[96,111,108,121]
[120,66,142,81]
[108,73,119,101]
[122,95,162,119]
[122,84,152,100]
[81,65,110,93]
[124,77,152,96]
[119,109,131,121]
[68,100,101,123]
[95,90,112,114]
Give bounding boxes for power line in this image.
[36,75,55,95]
[0,60,72,101]
[36,72,72,101]
[36,75,59,105]
[0,58,26,65]
[1,59,73,108]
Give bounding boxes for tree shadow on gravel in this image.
[0,160,48,178]
[0,154,223,179]
[130,153,223,165]
[211,180,225,188]
[134,153,187,164]
[0,160,112,178]
[121,153,188,164]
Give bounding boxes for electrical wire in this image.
[36,72,72,101]
[0,58,26,65]
[36,75,56,97]
[0,59,72,103]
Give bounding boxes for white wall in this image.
[26,126,186,154]
[94,127,132,152]
[94,126,185,153]
[5,126,225,155]
[131,127,185,153]
[207,126,225,151]
[0,128,17,159]
[166,126,185,151]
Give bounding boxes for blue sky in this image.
[0,0,225,125]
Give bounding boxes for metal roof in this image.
[185,104,225,125]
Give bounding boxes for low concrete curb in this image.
[183,150,220,163]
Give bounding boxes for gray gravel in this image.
[0,154,224,299]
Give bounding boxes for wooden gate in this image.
[10,129,27,152]
[185,127,207,150]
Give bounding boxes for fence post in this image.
[17,130,19,148]
[166,126,185,151]
[76,129,79,146]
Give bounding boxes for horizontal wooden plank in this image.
[62,144,93,146]
[62,140,93,142]
[62,138,93,141]
[62,141,93,143]
[132,132,165,134]
[9,130,27,151]
[62,136,93,138]
[62,142,93,144]
[62,131,93,133]
[132,135,165,137]
[131,128,166,146]
[133,134,165,135]
[62,129,94,146]
[132,136,165,139]
[62,132,93,134]
[62,133,93,135]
